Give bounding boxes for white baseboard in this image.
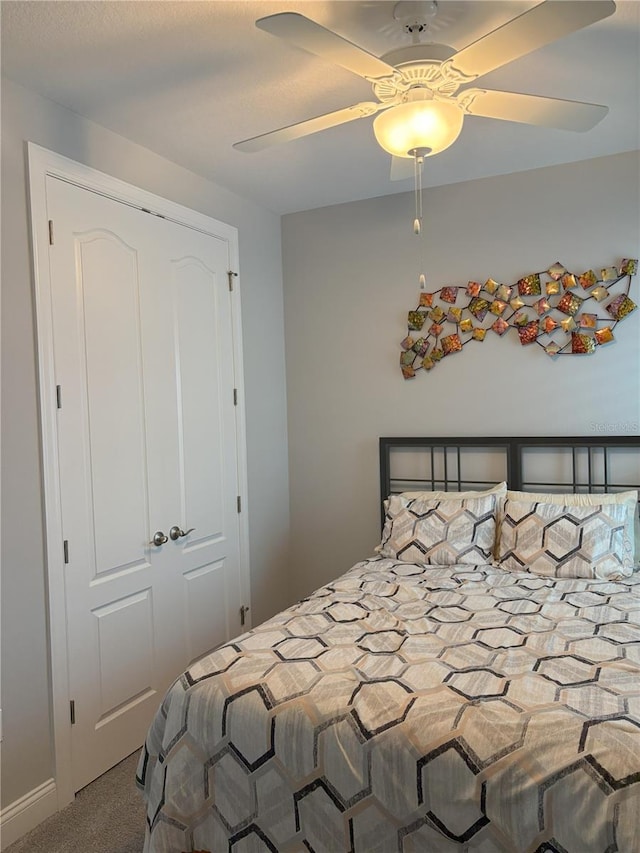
[0,778,58,850]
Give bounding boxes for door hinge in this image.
[63,540,69,564]
[70,700,76,725]
[48,219,54,245]
[56,385,62,409]
[233,388,238,406]
[240,605,250,627]
[140,207,166,219]
[237,495,242,513]
[227,270,238,292]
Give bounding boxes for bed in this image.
[137,436,640,853]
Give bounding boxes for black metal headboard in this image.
[380,436,640,526]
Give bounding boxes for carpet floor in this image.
[5,750,146,853]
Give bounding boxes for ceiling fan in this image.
[234,0,615,172]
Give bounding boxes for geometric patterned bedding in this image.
[136,557,640,852]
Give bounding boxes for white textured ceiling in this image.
[2,0,639,214]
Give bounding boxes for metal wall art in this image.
[400,258,637,378]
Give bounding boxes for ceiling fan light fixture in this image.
[373,98,464,158]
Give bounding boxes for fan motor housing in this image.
[374,43,461,102]
[380,43,456,66]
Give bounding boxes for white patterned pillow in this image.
[398,481,507,501]
[384,482,507,516]
[497,498,633,580]
[504,488,639,567]
[377,493,498,565]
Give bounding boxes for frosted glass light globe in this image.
[373,99,464,158]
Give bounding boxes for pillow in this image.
[383,482,507,515]
[505,488,639,566]
[400,481,507,501]
[377,493,498,565]
[497,498,633,580]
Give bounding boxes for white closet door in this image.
[46,176,242,792]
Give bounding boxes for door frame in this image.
[27,142,251,809]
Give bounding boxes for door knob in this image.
[169,525,195,541]
[149,531,168,547]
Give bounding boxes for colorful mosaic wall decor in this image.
[400,258,638,378]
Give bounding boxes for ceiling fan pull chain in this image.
[414,151,427,289]
[413,151,422,235]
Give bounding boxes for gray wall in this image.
[0,77,291,809]
[282,151,640,602]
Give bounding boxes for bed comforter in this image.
[137,557,640,852]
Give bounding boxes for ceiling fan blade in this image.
[234,102,387,153]
[458,89,608,131]
[256,12,397,80]
[390,157,415,182]
[447,1,616,81]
